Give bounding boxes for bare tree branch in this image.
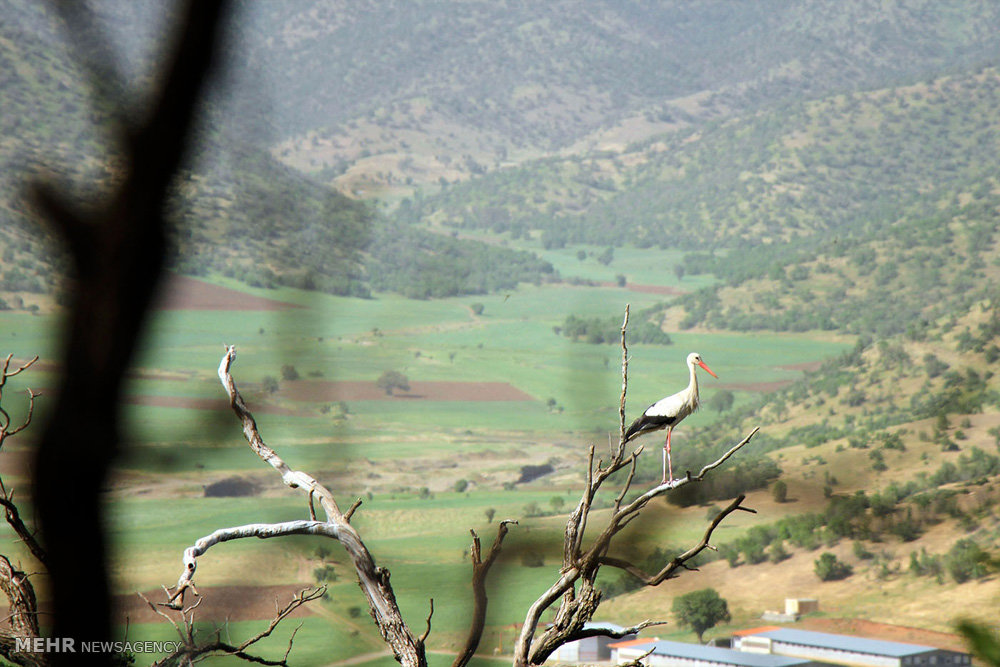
[0,555,41,641]
[168,521,337,608]
[560,619,666,645]
[188,346,428,667]
[599,494,756,585]
[512,305,761,666]
[618,645,656,667]
[218,347,343,518]
[419,599,433,645]
[0,499,47,569]
[618,305,630,444]
[0,354,39,448]
[452,519,517,667]
[0,355,39,384]
[161,311,758,667]
[0,360,45,666]
[344,497,363,523]
[149,587,324,667]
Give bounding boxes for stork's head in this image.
[687,352,718,378]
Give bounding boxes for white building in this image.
[609,639,822,667]
[550,622,635,663]
[733,628,971,667]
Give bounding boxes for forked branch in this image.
[452,520,517,667]
[165,347,427,667]
[148,586,324,666]
[513,305,760,666]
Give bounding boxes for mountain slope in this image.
[257,0,1000,195]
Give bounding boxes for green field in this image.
[0,274,849,666]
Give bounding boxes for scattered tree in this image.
[671,588,731,643]
[771,479,788,503]
[709,389,735,413]
[946,539,990,583]
[376,370,411,395]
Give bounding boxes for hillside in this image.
[257,0,1000,197]
[0,3,558,308]
[592,298,1000,635]
[7,2,1000,309]
[408,66,1000,342]
[411,66,1000,247]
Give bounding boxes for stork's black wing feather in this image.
[624,412,676,442]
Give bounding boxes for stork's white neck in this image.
[688,360,699,399]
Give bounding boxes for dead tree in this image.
[511,306,758,666]
[143,587,325,667]
[166,306,758,667]
[0,355,46,666]
[163,346,430,667]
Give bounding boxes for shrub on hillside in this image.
[814,552,853,581]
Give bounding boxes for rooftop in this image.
[608,638,659,649]
[744,629,938,658]
[733,627,783,637]
[643,640,814,667]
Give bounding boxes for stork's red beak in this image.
[698,360,718,378]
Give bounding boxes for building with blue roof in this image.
[609,638,822,667]
[733,628,970,667]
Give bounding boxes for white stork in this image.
[625,352,718,484]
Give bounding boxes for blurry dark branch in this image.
[452,519,517,667]
[30,0,230,660]
[513,306,760,666]
[50,1,130,126]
